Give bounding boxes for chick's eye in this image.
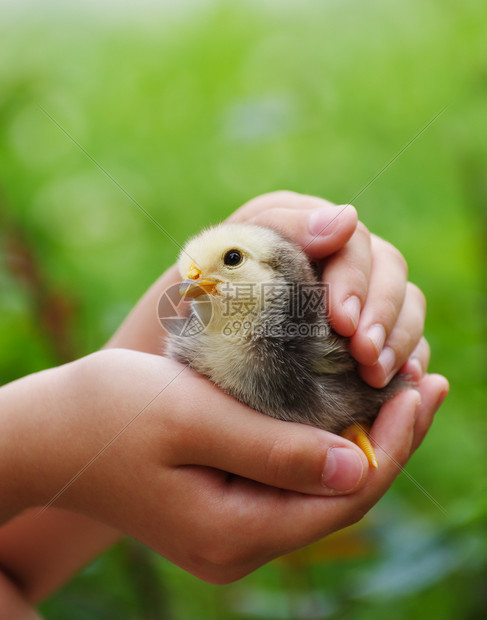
[223,249,243,267]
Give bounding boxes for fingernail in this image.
[343,296,361,331]
[378,346,395,380]
[308,207,343,236]
[322,447,365,493]
[367,324,386,356]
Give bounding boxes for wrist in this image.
[0,361,86,523]
[0,367,56,521]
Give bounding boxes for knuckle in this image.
[200,563,251,585]
[267,431,320,481]
[381,292,403,322]
[232,191,295,220]
[355,220,370,239]
[255,190,297,209]
[412,337,431,372]
[406,300,426,336]
[385,242,408,277]
[197,536,256,578]
[396,434,413,464]
[265,435,298,486]
[251,209,280,228]
[342,504,368,528]
[408,282,427,314]
[265,431,324,489]
[342,261,370,296]
[392,324,417,359]
[354,221,372,249]
[201,544,241,571]
[269,189,297,201]
[419,337,431,361]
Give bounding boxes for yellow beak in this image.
[179,263,219,298]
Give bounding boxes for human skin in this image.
[0,192,448,612]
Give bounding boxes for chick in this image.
[166,223,409,468]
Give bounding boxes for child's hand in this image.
[229,191,427,387]
[5,349,446,584]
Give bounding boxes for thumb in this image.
[168,370,369,496]
[229,191,358,259]
[249,205,357,259]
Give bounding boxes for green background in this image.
[0,0,486,617]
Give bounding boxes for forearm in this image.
[0,368,59,524]
[0,259,180,602]
[0,365,120,603]
[0,508,120,603]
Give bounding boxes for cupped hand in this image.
[20,349,447,585]
[229,190,427,387]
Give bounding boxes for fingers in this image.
[269,378,444,546]
[368,388,421,476]
[163,373,449,584]
[401,337,431,381]
[348,236,408,362]
[166,366,369,496]
[410,373,449,452]
[324,229,426,387]
[357,282,427,387]
[185,386,429,579]
[322,222,372,334]
[328,233,425,387]
[228,191,358,259]
[340,374,448,517]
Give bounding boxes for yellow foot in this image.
[341,423,378,469]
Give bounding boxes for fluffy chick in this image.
[166,223,409,467]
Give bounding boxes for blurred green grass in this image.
[1,0,486,618]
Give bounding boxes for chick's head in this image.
[177,224,291,319]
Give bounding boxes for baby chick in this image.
[166,223,409,468]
